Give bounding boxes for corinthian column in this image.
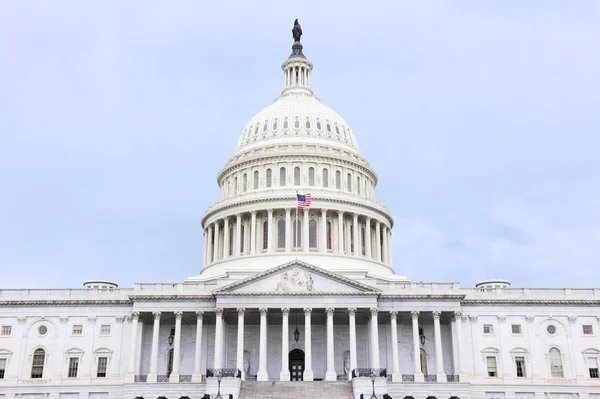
[390,311,400,382]
[365,217,372,259]
[348,308,357,380]
[353,213,359,256]
[237,308,245,379]
[375,221,381,261]
[257,308,269,381]
[214,308,224,369]
[433,311,446,380]
[170,311,183,382]
[321,209,328,251]
[369,308,380,368]
[148,311,161,382]
[280,308,290,381]
[325,308,336,381]
[214,221,220,261]
[250,211,257,255]
[267,209,274,253]
[192,311,204,382]
[235,214,242,256]
[412,311,424,382]
[127,312,140,380]
[337,211,344,253]
[304,308,314,381]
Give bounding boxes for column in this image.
[235,214,242,256]
[223,218,230,259]
[170,311,183,382]
[214,308,224,369]
[128,312,140,378]
[257,308,269,381]
[192,311,204,382]
[148,311,161,382]
[337,211,344,253]
[304,308,314,381]
[280,308,290,381]
[213,221,220,261]
[453,312,465,376]
[382,226,388,264]
[320,209,328,251]
[237,309,245,379]
[353,213,359,256]
[348,308,357,380]
[433,311,446,380]
[365,217,372,259]
[411,311,424,382]
[207,225,214,263]
[387,228,393,265]
[325,307,336,381]
[390,311,400,381]
[303,207,309,252]
[285,208,292,251]
[266,209,274,253]
[250,211,257,255]
[369,308,380,368]
[375,221,381,261]
[203,228,208,265]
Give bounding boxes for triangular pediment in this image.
[215,261,379,295]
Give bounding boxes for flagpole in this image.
[295,191,298,260]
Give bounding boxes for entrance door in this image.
[289,349,305,381]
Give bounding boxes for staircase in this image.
[239,381,353,399]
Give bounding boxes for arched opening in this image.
[266,168,272,188]
[253,171,259,189]
[289,349,305,381]
[420,348,428,375]
[279,167,286,186]
[262,220,268,250]
[278,219,286,249]
[335,170,341,189]
[294,167,301,186]
[309,219,317,249]
[326,221,332,250]
[322,168,329,187]
[31,348,45,378]
[549,347,564,378]
[308,167,315,186]
[293,219,302,249]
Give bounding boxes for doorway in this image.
[289,349,305,381]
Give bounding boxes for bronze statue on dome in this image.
[292,19,302,43]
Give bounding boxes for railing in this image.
[352,368,387,378]
[179,374,192,382]
[134,374,147,383]
[446,374,460,382]
[157,374,169,382]
[401,374,415,382]
[206,368,241,378]
[424,374,437,382]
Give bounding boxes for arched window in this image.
[273,120,278,131]
[294,118,300,129]
[262,220,268,250]
[336,171,341,189]
[253,171,259,189]
[229,227,234,256]
[242,173,247,192]
[234,176,238,195]
[327,123,332,133]
[347,173,352,192]
[240,224,245,254]
[326,221,332,250]
[266,169,272,188]
[308,167,315,186]
[31,348,45,378]
[549,347,564,378]
[420,349,428,375]
[279,167,286,186]
[350,224,354,253]
[305,119,311,129]
[294,167,300,186]
[293,219,302,249]
[309,219,317,249]
[361,226,366,255]
[316,120,322,130]
[322,169,329,188]
[283,118,289,129]
[336,126,340,135]
[357,176,361,195]
[278,219,286,249]
[167,348,174,377]
[263,122,268,133]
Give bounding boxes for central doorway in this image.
[289,349,305,381]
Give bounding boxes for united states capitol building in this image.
[1,22,599,399]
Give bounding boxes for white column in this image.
[207,225,214,263]
[352,213,359,256]
[365,218,372,259]
[237,308,245,379]
[454,312,465,376]
[213,221,220,261]
[267,209,274,253]
[192,311,204,382]
[325,307,336,381]
[387,228,393,265]
[390,311,400,381]
[303,207,309,252]
[382,226,388,264]
[203,228,208,266]
[223,218,230,259]
[170,311,183,381]
[304,308,314,381]
[257,308,269,381]
[320,208,328,251]
[348,308,357,380]
[214,308,224,369]
[433,311,446,380]
[235,214,242,257]
[250,211,257,255]
[280,308,290,381]
[375,221,381,261]
[285,207,292,251]
[148,311,161,382]
[337,211,344,253]
[369,308,380,368]
[412,311,424,382]
[128,312,139,379]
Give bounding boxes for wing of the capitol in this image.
[2,21,599,399]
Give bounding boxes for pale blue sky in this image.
[1,1,599,289]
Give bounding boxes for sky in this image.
[1,1,599,289]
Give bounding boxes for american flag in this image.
[297,193,312,208]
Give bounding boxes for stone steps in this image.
[239,381,353,399]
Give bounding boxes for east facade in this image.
[1,23,599,399]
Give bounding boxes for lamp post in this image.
[215,369,223,399]
[370,370,377,399]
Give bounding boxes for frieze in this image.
[275,268,314,292]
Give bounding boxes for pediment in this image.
[215,261,379,296]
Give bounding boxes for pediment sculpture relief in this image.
[275,268,314,292]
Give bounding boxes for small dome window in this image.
[294,118,300,129]
[305,119,311,129]
[316,120,322,130]
[283,118,289,129]
[263,122,268,133]
[273,120,278,131]
[254,126,259,136]
[326,123,331,133]
[335,126,340,135]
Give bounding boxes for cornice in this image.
[0,300,131,307]
[380,294,466,300]
[128,295,215,301]
[462,299,600,306]
[216,292,379,297]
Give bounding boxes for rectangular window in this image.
[515,356,526,377]
[583,325,594,335]
[588,357,599,379]
[0,325,11,336]
[511,324,522,334]
[100,325,111,336]
[486,356,497,377]
[483,324,494,334]
[0,358,6,379]
[72,325,83,335]
[68,357,79,378]
[97,357,108,377]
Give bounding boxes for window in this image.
[240,224,245,254]
[347,173,352,192]
[308,167,315,186]
[294,167,300,186]
[583,325,594,335]
[273,120,278,131]
[234,176,238,195]
[350,224,354,253]
[316,120,322,130]
[515,356,526,377]
[326,123,331,133]
[38,325,47,336]
[293,219,302,248]
[253,171,259,189]
[588,357,599,378]
[100,325,111,336]
[31,348,45,378]
[283,118,289,129]
[322,169,329,187]
[511,324,522,334]
[72,325,83,336]
[262,220,268,250]
[254,125,258,136]
[0,357,6,379]
[547,324,556,335]
[549,347,564,378]
[309,219,317,249]
[279,167,286,186]
[305,119,310,129]
[336,126,340,135]
[357,176,360,194]
[266,168,272,187]
[294,118,300,129]
[97,356,108,378]
[1,326,11,336]
[360,226,366,255]
[278,219,286,249]
[326,221,332,250]
[262,122,268,133]
[335,171,341,189]
[229,226,234,256]
[483,324,494,334]
[486,356,497,377]
[68,357,79,378]
[243,173,247,192]
[167,348,174,377]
